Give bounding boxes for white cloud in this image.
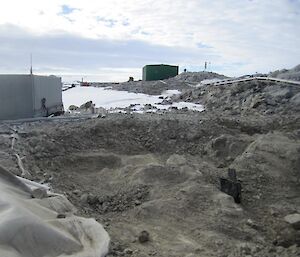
[0,0,299,77]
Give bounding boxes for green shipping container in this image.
[143,64,179,81]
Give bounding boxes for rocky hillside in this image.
[111,71,228,95]
[269,64,300,81]
[174,80,300,117]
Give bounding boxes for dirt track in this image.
[0,75,299,257]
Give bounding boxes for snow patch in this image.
[63,86,203,113]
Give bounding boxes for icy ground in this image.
[62,86,204,113]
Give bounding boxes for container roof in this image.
[143,64,178,68]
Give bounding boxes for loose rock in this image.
[138,231,150,243]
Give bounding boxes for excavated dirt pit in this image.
[0,112,299,257]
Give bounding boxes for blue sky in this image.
[60,5,78,15]
[0,0,299,81]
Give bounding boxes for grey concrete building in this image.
[0,74,63,120]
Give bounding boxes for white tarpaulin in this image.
[0,165,110,257]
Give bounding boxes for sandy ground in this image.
[0,73,299,257]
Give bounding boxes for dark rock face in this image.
[220,172,242,204]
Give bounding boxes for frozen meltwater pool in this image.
[62,86,204,113]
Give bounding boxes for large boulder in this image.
[284,213,300,230]
[80,101,93,109]
[68,105,79,111]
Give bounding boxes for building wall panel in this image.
[0,75,33,120]
[32,76,63,117]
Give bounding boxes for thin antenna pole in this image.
[30,53,33,75]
